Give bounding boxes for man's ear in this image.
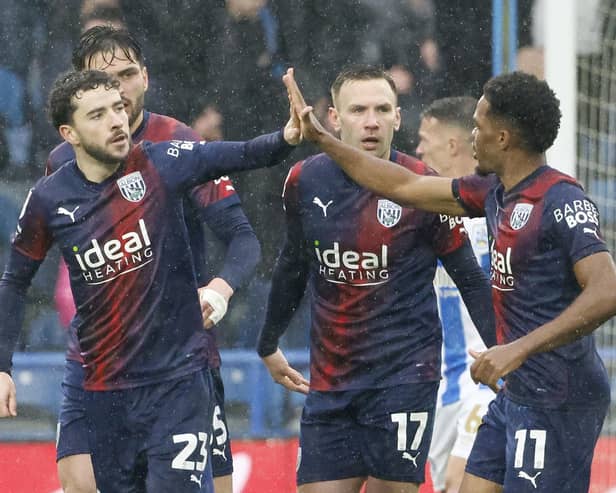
[59,124,79,146]
[394,106,401,131]
[328,106,341,133]
[142,65,149,92]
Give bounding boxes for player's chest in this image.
[49,170,168,250]
[298,185,424,245]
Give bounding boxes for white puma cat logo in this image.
[213,444,227,461]
[401,451,420,468]
[583,227,601,240]
[190,473,202,487]
[518,471,541,488]
[313,197,333,217]
[57,205,80,223]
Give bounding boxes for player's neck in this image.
[500,151,545,191]
[129,111,145,135]
[74,149,122,183]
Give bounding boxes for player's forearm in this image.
[316,132,418,208]
[204,130,294,180]
[256,252,308,358]
[442,246,496,347]
[217,228,261,290]
[315,132,461,214]
[518,267,616,357]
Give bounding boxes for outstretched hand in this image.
[261,348,310,395]
[282,68,328,143]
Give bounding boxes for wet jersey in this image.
[281,151,469,391]
[8,132,289,390]
[47,112,240,368]
[435,217,490,406]
[453,166,610,408]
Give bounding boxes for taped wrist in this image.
[199,288,228,325]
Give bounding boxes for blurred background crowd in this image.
[0,0,567,353]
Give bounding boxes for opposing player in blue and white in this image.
[258,66,495,493]
[416,97,495,493]
[285,69,616,493]
[0,70,300,492]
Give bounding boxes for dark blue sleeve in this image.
[0,249,42,372]
[150,130,294,191]
[440,243,496,347]
[256,205,309,358]
[200,201,261,290]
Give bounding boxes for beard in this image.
[82,137,130,166]
[127,92,145,128]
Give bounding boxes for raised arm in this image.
[282,68,465,216]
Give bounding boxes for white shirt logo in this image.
[57,205,79,223]
[401,451,420,468]
[117,171,146,202]
[377,199,402,228]
[212,444,227,461]
[313,197,333,217]
[510,203,533,230]
[583,227,601,240]
[518,471,541,488]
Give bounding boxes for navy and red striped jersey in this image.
[47,111,241,368]
[453,166,611,408]
[276,151,470,391]
[9,132,288,390]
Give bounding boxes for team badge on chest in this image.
[117,171,147,202]
[509,203,533,230]
[377,199,402,228]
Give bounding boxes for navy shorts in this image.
[466,391,608,492]
[297,381,438,485]
[210,367,233,478]
[83,367,214,493]
[56,359,89,461]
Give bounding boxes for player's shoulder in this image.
[391,150,435,176]
[524,166,581,200]
[144,112,200,142]
[46,141,75,175]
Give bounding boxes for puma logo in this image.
[313,197,333,217]
[190,473,202,487]
[401,451,420,468]
[583,227,601,240]
[213,444,227,461]
[57,205,80,223]
[518,471,541,488]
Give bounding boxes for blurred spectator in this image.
[121,0,223,124]
[192,103,224,142]
[0,1,40,179]
[202,0,293,279]
[432,0,492,98]
[80,4,126,32]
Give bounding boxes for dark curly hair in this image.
[48,70,120,129]
[72,25,144,71]
[483,72,561,154]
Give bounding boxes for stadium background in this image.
[0,0,615,491]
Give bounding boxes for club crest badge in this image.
[510,203,533,230]
[117,171,146,202]
[377,199,402,228]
